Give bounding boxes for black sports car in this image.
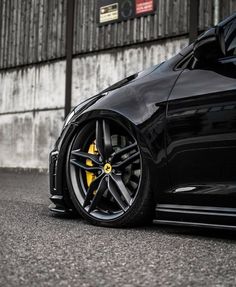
[49,14,236,229]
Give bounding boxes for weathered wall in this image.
[0,61,65,113]
[0,37,188,169]
[1,0,232,69]
[0,0,235,169]
[0,61,65,169]
[0,110,64,168]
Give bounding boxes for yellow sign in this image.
[100,3,119,23]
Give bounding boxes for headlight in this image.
[63,110,75,128]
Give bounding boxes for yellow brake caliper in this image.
[86,141,98,188]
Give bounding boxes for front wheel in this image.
[66,118,153,227]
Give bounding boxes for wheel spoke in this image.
[111,142,137,163]
[83,174,105,207]
[71,150,100,165]
[108,176,127,211]
[103,120,113,158]
[70,159,102,172]
[110,174,132,206]
[113,152,140,169]
[96,120,104,159]
[88,177,107,213]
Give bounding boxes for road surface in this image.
[1,170,236,286]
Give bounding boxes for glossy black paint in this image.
[50,14,236,229]
[166,58,236,207]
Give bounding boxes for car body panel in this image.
[166,55,236,209]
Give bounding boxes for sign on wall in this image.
[100,3,119,23]
[136,0,154,15]
[97,0,156,25]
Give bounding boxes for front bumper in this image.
[49,149,75,215]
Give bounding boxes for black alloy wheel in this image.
[66,118,152,227]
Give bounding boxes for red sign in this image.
[136,0,154,15]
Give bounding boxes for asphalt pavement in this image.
[1,170,236,287]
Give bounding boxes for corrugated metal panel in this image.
[0,0,67,69]
[73,0,189,54]
[199,0,214,31]
[0,0,235,69]
[219,0,236,20]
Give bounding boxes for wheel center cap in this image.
[104,163,112,174]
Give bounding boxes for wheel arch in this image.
[55,109,155,209]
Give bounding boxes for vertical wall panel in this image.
[56,0,62,58]
[0,1,3,64]
[37,0,43,62]
[24,0,31,64]
[42,0,48,61]
[29,0,34,63]
[230,0,236,12]
[34,0,39,62]
[53,0,58,58]
[16,0,21,66]
[219,0,236,20]
[1,1,4,65]
[0,0,67,69]
[199,0,214,31]
[47,0,53,60]
[0,1,2,68]
[3,0,9,67]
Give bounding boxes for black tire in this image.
[66,118,153,227]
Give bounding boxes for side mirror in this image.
[193,27,226,63]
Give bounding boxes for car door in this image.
[165,17,236,208]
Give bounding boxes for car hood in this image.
[100,63,163,94]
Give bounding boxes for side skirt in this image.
[154,204,236,229]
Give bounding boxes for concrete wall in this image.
[0,61,65,169]
[0,37,188,169]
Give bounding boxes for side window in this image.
[224,19,236,56]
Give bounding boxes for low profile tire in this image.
[66,118,153,227]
